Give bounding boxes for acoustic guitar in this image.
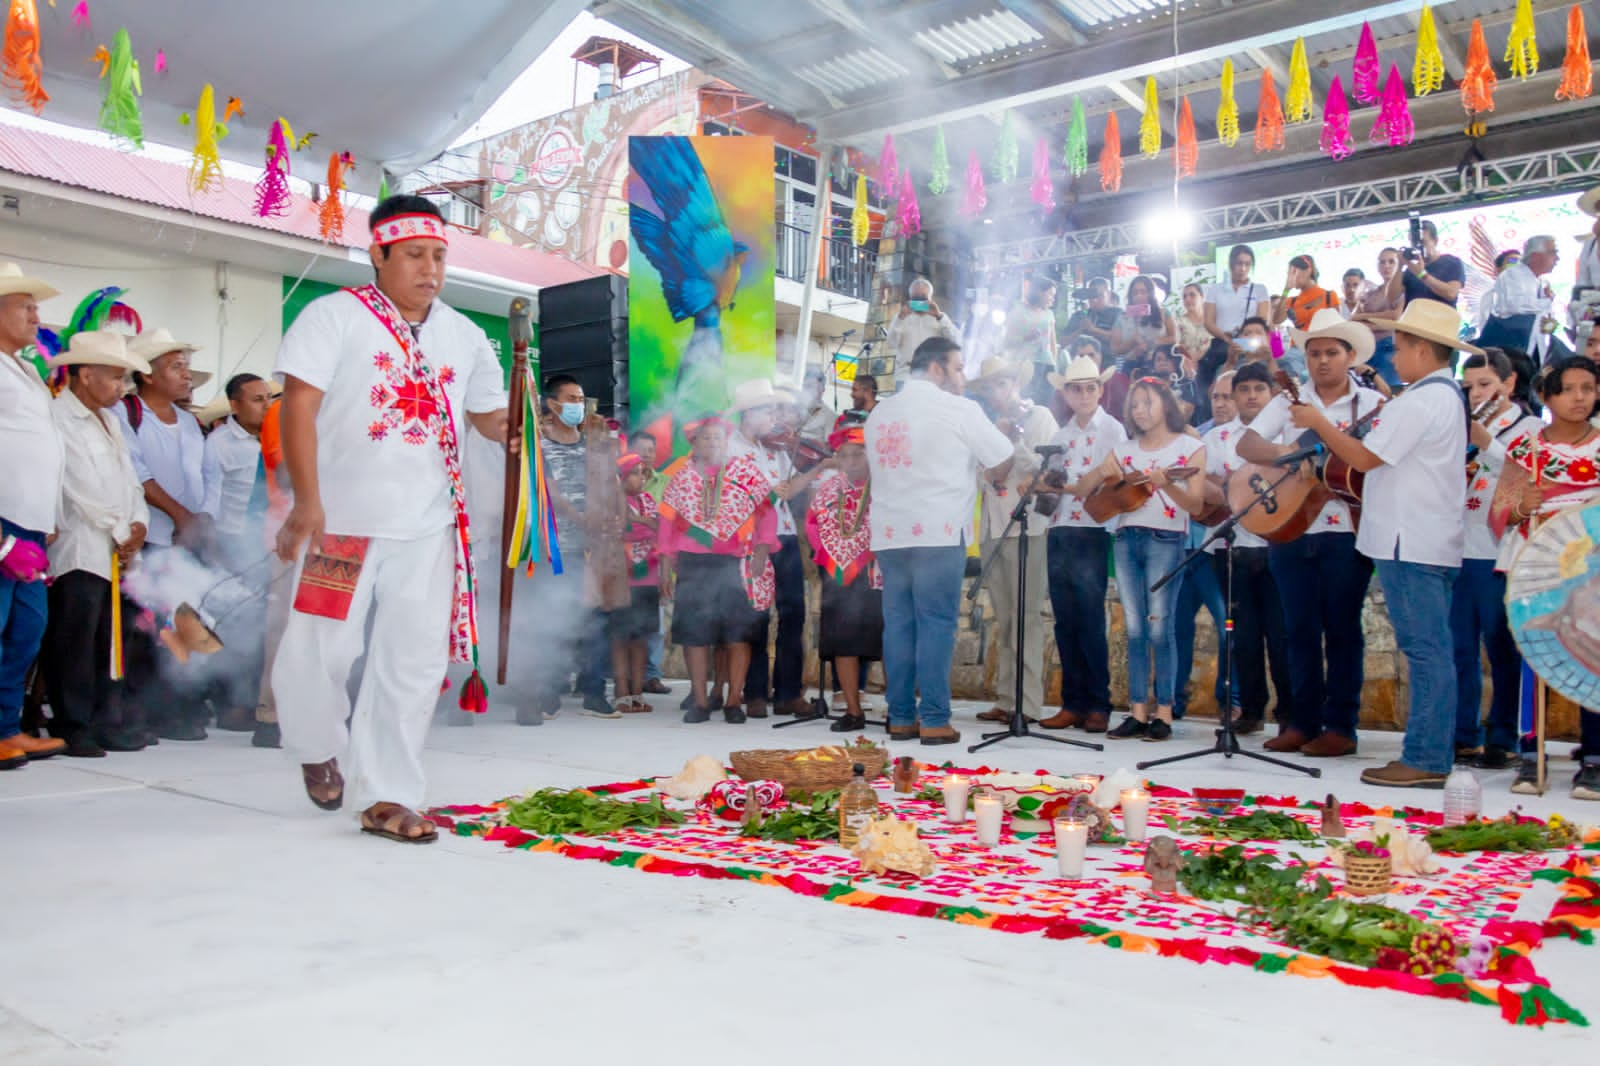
[1083,465,1204,524]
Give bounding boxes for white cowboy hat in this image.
[1390,300,1485,356]
[1047,354,1115,389]
[1289,307,1376,364]
[193,394,231,425]
[732,378,785,412]
[0,262,59,301]
[1578,186,1600,218]
[48,330,151,374]
[128,327,201,367]
[973,356,1033,387]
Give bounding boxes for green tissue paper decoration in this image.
[995,110,1018,182]
[97,28,143,148]
[1065,96,1088,176]
[928,125,950,195]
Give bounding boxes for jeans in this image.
[1173,552,1232,717]
[1047,527,1111,715]
[878,544,967,729]
[745,535,805,704]
[1368,335,1401,389]
[1378,558,1459,774]
[0,521,49,739]
[1451,559,1522,751]
[1113,527,1185,706]
[1221,547,1294,724]
[1269,533,1372,739]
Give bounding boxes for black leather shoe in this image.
[1144,719,1173,741]
[723,705,747,724]
[1473,744,1516,770]
[158,721,207,742]
[683,704,712,724]
[96,730,147,753]
[830,714,867,733]
[252,722,282,749]
[1107,716,1148,739]
[64,733,107,758]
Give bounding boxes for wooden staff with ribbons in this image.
[498,296,532,686]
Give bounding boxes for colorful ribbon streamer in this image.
[109,551,124,681]
[506,364,563,576]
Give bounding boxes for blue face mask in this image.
[558,402,585,427]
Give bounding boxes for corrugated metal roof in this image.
[914,8,1045,64]
[797,49,911,97]
[0,126,600,289]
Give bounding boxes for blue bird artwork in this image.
[628,137,749,414]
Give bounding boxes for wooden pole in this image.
[499,296,532,686]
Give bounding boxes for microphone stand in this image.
[969,481,1104,755]
[1136,465,1320,778]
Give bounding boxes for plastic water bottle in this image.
[1442,768,1482,827]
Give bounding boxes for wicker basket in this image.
[730,746,889,791]
[1343,852,1392,897]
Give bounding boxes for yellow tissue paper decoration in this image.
[1504,0,1539,81]
[1217,59,1240,147]
[1285,37,1313,123]
[1139,76,1161,158]
[851,172,868,247]
[1413,4,1445,96]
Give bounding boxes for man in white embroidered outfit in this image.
[273,196,509,844]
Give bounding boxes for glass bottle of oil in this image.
[839,763,878,847]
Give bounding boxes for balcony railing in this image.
[775,221,878,303]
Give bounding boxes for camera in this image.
[1403,210,1426,262]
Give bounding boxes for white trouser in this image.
[984,534,1048,717]
[272,527,454,812]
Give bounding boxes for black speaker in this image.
[537,275,628,418]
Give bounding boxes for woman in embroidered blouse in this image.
[1489,356,1600,798]
[1075,378,1210,742]
[805,421,881,733]
[658,416,779,724]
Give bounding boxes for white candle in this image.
[942,775,971,824]
[1121,788,1151,842]
[974,793,1003,846]
[1073,774,1099,793]
[1055,818,1088,879]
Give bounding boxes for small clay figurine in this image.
[741,784,764,830]
[1143,835,1182,894]
[1320,794,1345,839]
[1065,793,1113,843]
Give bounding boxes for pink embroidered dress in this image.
[657,453,780,607]
[624,491,660,587]
[805,474,880,589]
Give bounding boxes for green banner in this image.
[281,278,532,382]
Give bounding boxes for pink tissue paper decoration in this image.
[1352,22,1381,105]
[153,49,166,74]
[1371,64,1415,147]
[254,119,292,218]
[1029,135,1054,209]
[879,133,898,190]
[897,169,921,235]
[69,1,88,29]
[962,149,986,218]
[1320,75,1353,160]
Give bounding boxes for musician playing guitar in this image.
[1288,302,1473,790]
[1074,377,1209,742]
[1235,309,1383,759]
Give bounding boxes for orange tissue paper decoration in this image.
[1099,111,1123,193]
[319,151,355,243]
[1254,70,1286,152]
[1175,96,1198,178]
[2,0,49,113]
[1461,18,1497,114]
[1556,5,1591,101]
[1503,0,1538,81]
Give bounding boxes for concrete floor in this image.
[5,688,1595,1065]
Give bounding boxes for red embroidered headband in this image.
[371,213,449,247]
[617,453,645,476]
[828,425,865,452]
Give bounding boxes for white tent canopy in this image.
[21,0,586,185]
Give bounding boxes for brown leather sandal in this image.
[360,802,437,845]
[301,759,344,811]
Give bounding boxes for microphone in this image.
[841,328,857,338]
[1273,441,1325,467]
[1033,444,1066,458]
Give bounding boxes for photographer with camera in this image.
[1382,216,1465,312]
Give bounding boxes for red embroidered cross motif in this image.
[1466,497,1482,511]
[368,350,442,445]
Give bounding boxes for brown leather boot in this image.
[1300,732,1358,758]
[919,725,962,746]
[1263,727,1314,753]
[1039,709,1085,730]
[1083,711,1110,733]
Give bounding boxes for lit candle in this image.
[1121,788,1151,842]
[1073,773,1099,794]
[974,793,1003,846]
[1055,817,1088,879]
[942,774,971,824]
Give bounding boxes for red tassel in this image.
[458,669,489,713]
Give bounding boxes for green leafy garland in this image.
[1178,810,1319,842]
[504,789,684,836]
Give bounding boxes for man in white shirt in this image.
[1237,309,1384,759]
[1288,301,1473,789]
[1575,188,1599,313]
[38,332,151,757]
[866,337,1013,746]
[273,196,509,843]
[0,263,68,769]
[1037,355,1125,733]
[796,365,837,445]
[1476,235,1559,354]
[970,358,1058,728]
[884,277,961,372]
[201,372,274,732]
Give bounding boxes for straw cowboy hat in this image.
[0,262,59,301]
[193,376,281,424]
[1047,354,1115,389]
[1388,300,1485,356]
[1290,307,1376,364]
[1578,186,1600,218]
[973,356,1033,387]
[731,378,790,412]
[128,327,200,367]
[49,330,151,375]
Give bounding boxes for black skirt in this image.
[671,552,763,648]
[818,575,883,661]
[606,585,661,641]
